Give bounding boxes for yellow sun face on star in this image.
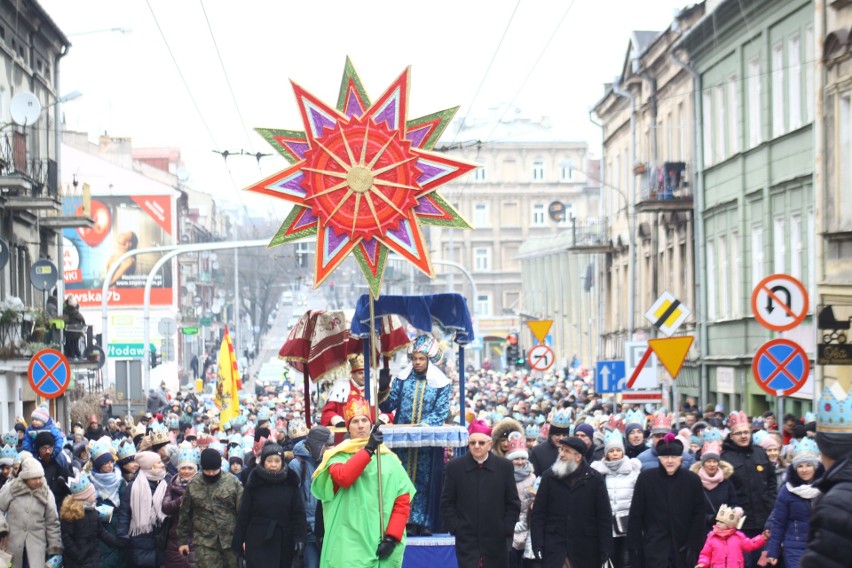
[246,58,477,298]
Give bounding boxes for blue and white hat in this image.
[177,447,201,470]
[116,439,137,463]
[96,503,115,523]
[0,444,16,466]
[2,431,17,447]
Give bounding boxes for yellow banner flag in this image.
[216,325,241,424]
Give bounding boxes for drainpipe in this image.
[639,71,660,307]
[611,79,637,342]
[670,48,707,405]
[54,44,70,324]
[813,0,826,401]
[589,109,606,359]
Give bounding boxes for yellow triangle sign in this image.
[527,320,553,344]
[648,336,694,378]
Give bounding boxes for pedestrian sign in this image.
[28,349,71,399]
[751,274,809,332]
[527,344,555,371]
[752,339,810,397]
[596,360,626,394]
[644,291,691,337]
[527,320,553,344]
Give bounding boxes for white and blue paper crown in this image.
[177,447,201,467]
[604,429,624,446]
[91,436,114,460]
[549,408,573,429]
[45,554,63,568]
[525,425,540,439]
[96,503,115,523]
[817,383,852,433]
[702,427,722,443]
[624,409,646,426]
[0,444,16,465]
[790,436,819,457]
[67,472,92,495]
[209,440,225,456]
[752,430,768,446]
[2,431,17,446]
[116,439,137,461]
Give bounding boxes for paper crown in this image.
[14,451,29,466]
[752,429,768,446]
[348,353,365,372]
[45,554,63,568]
[184,428,198,440]
[701,440,722,459]
[650,412,672,433]
[506,431,528,459]
[790,436,819,457]
[817,383,852,433]
[177,447,201,467]
[624,408,646,426]
[728,410,750,431]
[257,409,270,421]
[606,414,625,432]
[91,436,114,460]
[116,439,137,461]
[0,444,16,465]
[804,411,816,424]
[2,431,17,446]
[288,418,309,439]
[150,425,171,447]
[716,504,746,529]
[407,334,442,364]
[604,429,624,446]
[343,396,372,425]
[208,440,225,456]
[96,503,115,523]
[67,473,92,495]
[525,425,540,439]
[702,427,722,443]
[549,408,573,429]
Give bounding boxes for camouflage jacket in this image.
[177,473,243,550]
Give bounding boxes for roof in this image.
[631,31,662,58]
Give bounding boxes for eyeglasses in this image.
[468,440,489,447]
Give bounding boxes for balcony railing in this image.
[568,217,612,252]
[639,161,691,201]
[0,131,58,199]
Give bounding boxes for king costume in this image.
[379,335,451,534]
[311,398,415,568]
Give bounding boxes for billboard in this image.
[62,195,175,307]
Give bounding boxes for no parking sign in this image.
[28,349,71,399]
[752,339,810,397]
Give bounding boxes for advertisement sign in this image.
[62,195,175,307]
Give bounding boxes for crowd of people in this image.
[0,338,850,568]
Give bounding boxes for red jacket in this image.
[697,530,765,568]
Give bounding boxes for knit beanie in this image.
[624,423,643,437]
[200,448,221,471]
[134,451,161,471]
[260,443,284,467]
[759,435,780,451]
[93,450,115,472]
[31,406,50,425]
[305,426,333,463]
[575,423,595,441]
[228,455,243,467]
[816,431,852,460]
[34,431,55,450]
[604,431,625,454]
[19,456,44,480]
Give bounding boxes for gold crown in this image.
[343,396,372,424]
[716,504,745,529]
[349,353,365,372]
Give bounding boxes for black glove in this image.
[365,424,383,455]
[376,535,398,559]
[294,541,305,556]
[378,368,391,392]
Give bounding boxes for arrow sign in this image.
[596,360,625,394]
[648,336,694,377]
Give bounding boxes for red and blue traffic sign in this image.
[28,349,71,399]
[752,339,810,397]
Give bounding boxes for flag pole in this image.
[369,292,385,540]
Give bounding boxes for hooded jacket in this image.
[800,454,852,567]
[0,477,63,568]
[591,456,642,536]
[60,497,124,568]
[287,440,319,535]
[720,436,776,532]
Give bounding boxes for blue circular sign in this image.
[752,339,810,397]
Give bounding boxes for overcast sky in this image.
[41,0,685,216]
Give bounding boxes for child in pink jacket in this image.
[695,505,770,568]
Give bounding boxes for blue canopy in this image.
[350,293,475,345]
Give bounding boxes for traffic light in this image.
[506,333,520,366]
[516,349,526,367]
[150,348,162,369]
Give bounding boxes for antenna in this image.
[10,92,42,126]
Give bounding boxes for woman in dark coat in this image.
[90,442,128,568]
[161,448,199,568]
[117,451,169,568]
[232,443,307,568]
[689,440,738,532]
[60,480,125,568]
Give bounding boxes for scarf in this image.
[128,469,167,536]
[698,465,724,490]
[312,436,394,480]
[514,461,533,483]
[713,526,736,538]
[603,457,625,473]
[91,469,123,505]
[786,482,820,500]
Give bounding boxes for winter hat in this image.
[288,418,309,440]
[548,409,573,435]
[305,426,333,463]
[574,423,595,441]
[791,437,821,468]
[624,423,643,438]
[467,419,492,437]
[34,431,55,450]
[505,432,528,460]
[0,445,16,466]
[759,434,780,451]
[199,448,221,471]
[604,430,625,454]
[31,406,50,425]
[700,440,722,462]
[19,456,44,480]
[135,451,162,471]
[656,433,684,457]
[558,436,587,456]
[815,383,852,460]
[228,455,243,467]
[260,443,284,466]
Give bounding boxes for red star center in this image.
[301,115,421,241]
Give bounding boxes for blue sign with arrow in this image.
[596,360,626,394]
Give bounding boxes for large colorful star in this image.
[246,58,477,298]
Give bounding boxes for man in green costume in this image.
[312,396,415,567]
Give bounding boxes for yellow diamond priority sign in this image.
[644,291,690,337]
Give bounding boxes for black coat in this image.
[720,437,776,531]
[626,466,705,568]
[161,475,195,568]
[529,439,558,477]
[60,507,124,568]
[690,461,739,532]
[117,478,168,568]
[232,466,306,568]
[530,461,613,568]
[441,452,521,568]
[800,454,852,567]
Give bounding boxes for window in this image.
[474,247,491,272]
[474,166,486,183]
[806,25,814,122]
[731,231,741,316]
[475,294,492,316]
[715,85,726,160]
[751,226,764,289]
[678,101,686,160]
[531,203,546,226]
[718,236,728,317]
[558,203,574,227]
[559,160,574,182]
[748,57,762,147]
[791,215,802,279]
[473,203,489,227]
[501,201,520,225]
[707,240,717,320]
[772,43,785,137]
[727,77,739,154]
[774,217,786,273]
[788,34,801,130]
[532,160,545,182]
[703,90,713,165]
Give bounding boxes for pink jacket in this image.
[697,530,765,568]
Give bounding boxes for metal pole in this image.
[459,345,466,428]
[234,248,240,372]
[368,293,385,539]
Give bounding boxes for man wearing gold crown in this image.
[378,335,452,536]
[321,354,392,427]
[311,397,415,568]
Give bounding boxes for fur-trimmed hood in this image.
[491,417,524,457]
[691,459,735,479]
[8,476,52,507]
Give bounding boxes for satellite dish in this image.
[10,92,42,126]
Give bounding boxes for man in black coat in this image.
[801,384,852,566]
[627,433,704,568]
[441,422,521,568]
[529,409,571,476]
[720,411,775,568]
[531,436,612,568]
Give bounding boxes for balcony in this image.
[567,217,613,253]
[0,132,60,211]
[635,161,693,213]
